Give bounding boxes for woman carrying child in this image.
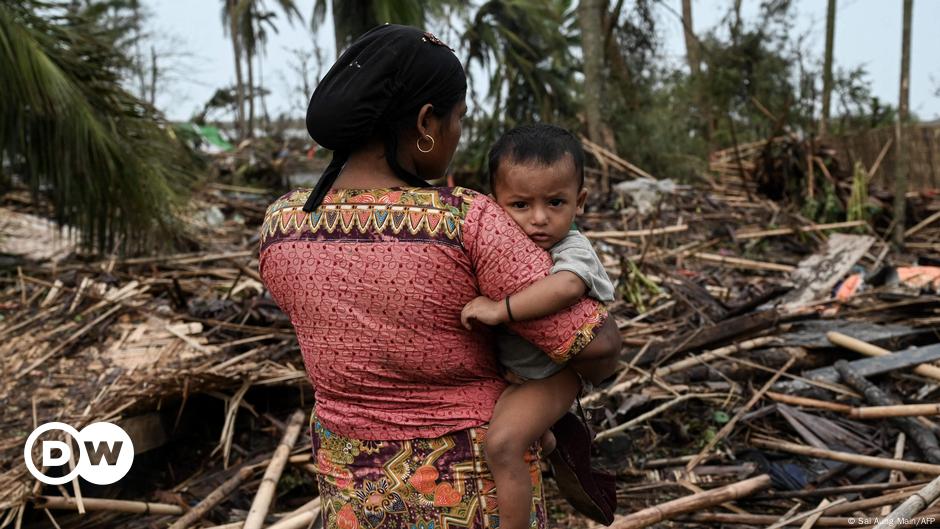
[258,24,620,529]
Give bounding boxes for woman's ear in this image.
[415,103,435,137]
[576,187,588,214]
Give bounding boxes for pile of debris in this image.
[2,139,940,528]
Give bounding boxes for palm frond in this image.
[0,2,198,253]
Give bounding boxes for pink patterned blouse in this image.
[259,186,607,440]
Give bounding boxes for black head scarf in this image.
[302,24,467,212]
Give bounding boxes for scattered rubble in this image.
[3,136,940,528]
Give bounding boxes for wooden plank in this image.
[780,233,875,309]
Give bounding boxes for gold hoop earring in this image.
[417,134,435,153]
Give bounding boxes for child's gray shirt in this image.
[496,230,615,379]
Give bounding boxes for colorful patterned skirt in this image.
[310,409,546,529]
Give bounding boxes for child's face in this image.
[492,155,588,250]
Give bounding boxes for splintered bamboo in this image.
[242,409,306,529]
[874,476,940,529]
[608,474,772,529]
[751,438,940,474]
[32,496,183,515]
[827,332,940,382]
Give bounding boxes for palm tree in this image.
[0,1,196,252]
[243,1,301,133]
[224,0,301,137]
[222,0,247,138]
[312,0,451,56]
[464,0,577,127]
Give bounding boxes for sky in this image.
[146,0,940,123]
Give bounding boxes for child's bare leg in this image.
[485,368,581,529]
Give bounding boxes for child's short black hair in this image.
[487,124,585,193]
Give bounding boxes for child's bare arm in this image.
[460,271,586,329]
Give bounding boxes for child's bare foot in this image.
[540,430,556,455]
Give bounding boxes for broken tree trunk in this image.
[834,360,940,464]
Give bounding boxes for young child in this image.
[460,124,616,529]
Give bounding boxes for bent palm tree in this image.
[0,2,196,252]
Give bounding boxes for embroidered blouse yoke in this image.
[259,186,607,440]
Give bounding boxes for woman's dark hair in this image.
[302,24,467,212]
[487,124,585,194]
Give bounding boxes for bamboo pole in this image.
[817,489,918,516]
[754,479,930,500]
[584,225,689,238]
[583,336,779,408]
[826,332,940,382]
[873,475,940,529]
[32,496,183,515]
[751,437,940,474]
[851,404,940,419]
[835,360,940,464]
[608,474,772,529]
[656,336,780,380]
[799,499,831,529]
[766,391,853,413]
[767,497,846,529]
[266,500,323,529]
[883,433,908,517]
[167,467,255,529]
[682,511,859,526]
[905,210,940,238]
[690,252,796,273]
[734,221,867,240]
[242,409,306,529]
[595,393,721,441]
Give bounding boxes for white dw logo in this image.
[24,422,134,485]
